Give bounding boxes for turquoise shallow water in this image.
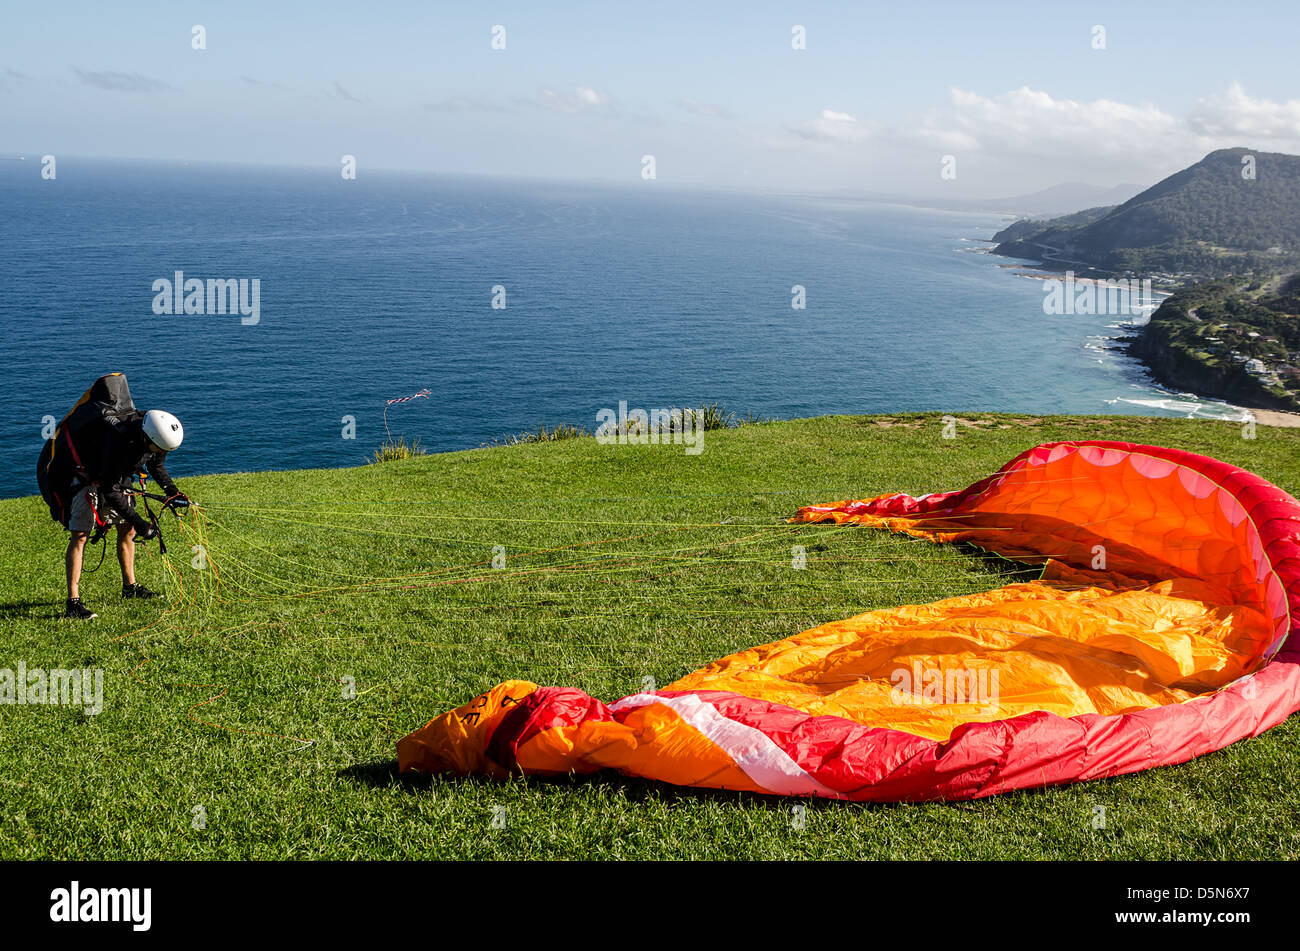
[0,159,1233,498]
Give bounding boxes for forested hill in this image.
[993,148,1300,276]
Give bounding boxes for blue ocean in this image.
[0,158,1234,499]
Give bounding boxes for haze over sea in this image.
[0,158,1238,499]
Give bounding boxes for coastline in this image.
[984,244,1300,425]
[1248,408,1300,427]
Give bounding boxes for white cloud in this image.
[794,108,874,143]
[538,85,611,113]
[903,84,1300,169]
[1187,81,1300,141]
[910,86,1179,161]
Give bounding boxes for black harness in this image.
[83,484,182,572]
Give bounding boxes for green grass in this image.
[368,436,427,464]
[493,421,590,445]
[486,402,756,445]
[3,412,1299,860]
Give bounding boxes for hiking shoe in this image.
[122,583,161,600]
[64,598,98,620]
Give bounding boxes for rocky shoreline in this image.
[1123,323,1299,414]
[1102,327,1298,424]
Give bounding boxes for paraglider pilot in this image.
[63,410,189,620]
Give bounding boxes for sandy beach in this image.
[1247,408,1300,427]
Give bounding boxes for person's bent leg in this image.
[117,523,136,587]
[118,524,161,599]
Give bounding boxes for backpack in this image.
[37,373,143,527]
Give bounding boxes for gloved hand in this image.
[168,492,190,512]
[135,523,160,542]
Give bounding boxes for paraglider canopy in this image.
[397,441,1300,801]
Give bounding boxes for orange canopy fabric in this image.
[668,561,1265,743]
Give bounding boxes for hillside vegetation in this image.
[1131,273,1300,411]
[994,148,1300,277]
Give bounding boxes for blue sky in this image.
[3,0,1299,196]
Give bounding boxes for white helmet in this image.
[142,410,184,452]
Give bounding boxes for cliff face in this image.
[1130,314,1300,412]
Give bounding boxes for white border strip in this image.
[610,692,845,799]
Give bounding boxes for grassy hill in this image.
[3,414,1300,860]
[994,148,1300,277]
